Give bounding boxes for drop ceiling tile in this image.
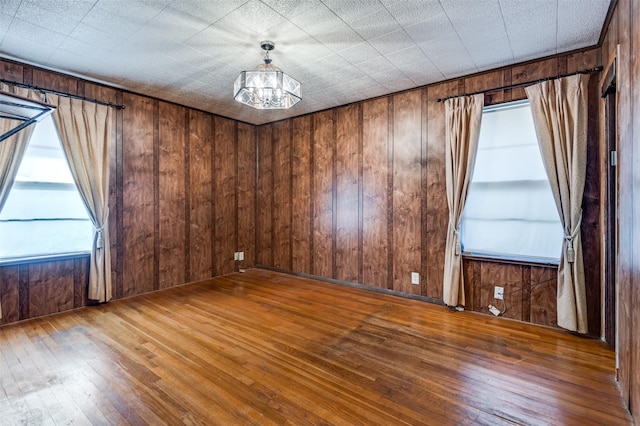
[369,68,408,86]
[80,8,142,39]
[122,28,174,52]
[143,8,212,43]
[321,0,384,23]
[355,55,395,74]
[215,0,289,37]
[68,23,127,52]
[48,48,112,76]
[407,69,445,87]
[15,1,90,35]
[0,0,20,16]
[290,3,364,48]
[169,0,247,24]
[24,0,96,15]
[336,42,380,65]
[384,77,415,92]
[464,36,513,68]
[369,29,416,56]
[418,36,474,68]
[354,85,388,99]
[57,37,112,62]
[307,53,352,76]
[0,32,53,65]
[322,66,367,86]
[331,74,378,92]
[397,59,442,81]
[441,0,502,23]
[380,0,445,28]
[94,0,168,24]
[260,0,317,19]
[346,8,402,40]
[183,24,255,65]
[192,68,235,88]
[385,45,429,68]
[6,17,66,49]
[404,15,457,45]
[501,0,556,57]
[557,0,610,50]
[257,21,330,67]
[438,58,478,79]
[512,47,559,65]
[0,13,13,41]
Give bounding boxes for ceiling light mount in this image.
[233,40,301,110]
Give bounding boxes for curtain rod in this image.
[0,78,125,109]
[436,66,603,103]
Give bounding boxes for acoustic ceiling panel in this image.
[0,0,611,125]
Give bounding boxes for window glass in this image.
[461,100,563,262]
[0,115,92,260]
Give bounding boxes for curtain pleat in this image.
[442,94,484,307]
[50,95,113,303]
[525,74,589,333]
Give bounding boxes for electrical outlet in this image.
[411,272,420,285]
[233,252,240,261]
[488,304,501,316]
[494,286,504,300]
[238,251,244,261]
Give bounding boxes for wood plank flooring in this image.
[0,269,630,425]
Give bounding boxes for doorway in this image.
[602,59,617,348]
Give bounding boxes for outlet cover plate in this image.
[411,272,420,285]
[494,286,504,300]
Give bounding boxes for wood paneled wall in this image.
[0,59,256,326]
[600,0,640,422]
[256,48,602,333]
[0,46,607,347]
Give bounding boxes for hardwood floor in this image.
[0,269,630,425]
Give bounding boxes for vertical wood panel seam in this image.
[253,127,262,265]
[289,121,295,271]
[153,100,160,291]
[115,90,124,300]
[184,110,191,281]
[358,104,364,284]
[387,97,394,290]
[332,109,338,279]
[234,122,239,270]
[523,266,532,323]
[18,265,29,320]
[270,125,276,268]
[211,116,216,276]
[309,118,315,275]
[22,67,33,85]
[73,258,81,308]
[421,88,429,296]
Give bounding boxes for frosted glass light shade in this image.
[234,63,301,109]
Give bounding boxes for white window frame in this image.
[0,115,93,264]
[460,99,563,265]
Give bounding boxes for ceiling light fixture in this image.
[233,41,301,110]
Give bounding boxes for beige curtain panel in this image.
[442,94,484,307]
[0,85,41,319]
[51,95,114,303]
[525,74,589,333]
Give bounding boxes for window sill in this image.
[0,251,90,267]
[462,252,559,268]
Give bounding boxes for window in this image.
[0,115,92,261]
[460,100,563,262]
